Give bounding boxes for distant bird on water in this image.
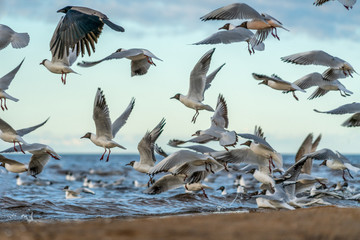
[51,6,125,59]
[0,24,30,50]
[81,88,135,162]
[78,48,163,77]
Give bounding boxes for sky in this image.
[0,0,360,154]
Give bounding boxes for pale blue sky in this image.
[0,0,359,154]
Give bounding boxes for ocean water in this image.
[0,153,359,222]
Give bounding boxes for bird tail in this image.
[103,19,125,32]
[204,104,214,112]
[2,91,19,102]
[11,32,30,49]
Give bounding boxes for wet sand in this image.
[0,206,359,240]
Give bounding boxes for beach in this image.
[1,206,359,240]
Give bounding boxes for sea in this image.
[0,153,359,222]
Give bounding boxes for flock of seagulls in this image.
[1,2,359,209]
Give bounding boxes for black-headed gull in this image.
[1,142,61,160]
[0,118,49,154]
[0,24,30,50]
[0,154,27,173]
[193,23,265,55]
[246,168,275,193]
[78,48,162,76]
[63,186,95,199]
[81,88,135,162]
[281,50,356,77]
[171,48,224,123]
[314,102,360,127]
[252,73,306,101]
[313,0,357,10]
[0,58,24,110]
[51,6,124,59]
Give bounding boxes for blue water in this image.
[0,153,359,222]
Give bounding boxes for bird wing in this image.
[293,72,324,90]
[0,58,24,90]
[200,3,263,21]
[0,143,46,153]
[249,29,271,46]
[307,87,329,100]
[192,28,254,45]
[237,133,274,151]
[50,10,104,59]
[111,97,135,137]
[138,118,166,165]
[305,148,338,160]
[0,155,24,165]
[342,113,360,127]
[187,48,215,102]
[295,133,313,163]
[314,102,360,115]
[322,68,347,81]
[93,88,113,139]
[211,94,229,128]
[143,174,185,194]
[154,144,168,158]
[204,63,225,93]
[131,58,151,76]
[281,50,345,68]
[16,117,49,137]
[0,118,17,134]
[28,153,50,177]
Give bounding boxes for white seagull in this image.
[0,24,30,50]
[0,154,27,173]
[171,48,224,123]
[81,88,135,162]
[0,118,49,154]
[252,73,306,101]
[51,6,124,59]
[0,58,24,110]
[314,102,360,127]
[313,0,357,10]
[78,48,163,77]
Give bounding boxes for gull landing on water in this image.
[171,48,224,123]
[81,88,135,162]
[78,48,162,77]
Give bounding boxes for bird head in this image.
[218,23,233,30]
[116,48,124,53]
[63,186,69,191]
[240,140,252,147]
[170,94,180,100]
[191,130,201,137]
[81,132,92,139]
[245,168,256,175]
[319,160,327,166]
[39,59,47,65]
[237,21,248,28]
[258,80,267,85]
[57,6,72,13]
[217,186,225,191]
[125,161,135,167]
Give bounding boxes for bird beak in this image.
[170,96,175,99]
[258,81,265,85]
[218,26,226,30]
[319,160,326,166]
[125,163,131,166]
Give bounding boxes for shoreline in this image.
[1,206,360,240]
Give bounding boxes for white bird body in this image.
[178,94,214,112]
[253,169,275,187]
[42,59,77,75]
[0,155,27,173]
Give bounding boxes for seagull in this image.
[77,48,163,76]
[63,186,95,199]
[281,50,356,77]
[192,23,265,55]
[246,168,275,193]
[81,88,135,161]
[0,117,49,154]
[293,72,353,100]
[0,58,24,110]
[200,3,288,44]
[169,94,237,151]
[294,133,322,174]
[254,186,295,210]
[0,154,27,173]
[40,44,78,85]
[0,24,30,50]
[304,148,360,181]
[314,102,360,127]
[51,6,125,59]
[0,142,61,161]
[238,126,283,173]
[126,118,165,178]
[217,186,227,195]
[313,0,357,10]
[171,48,223,123]
[252,73,306,101]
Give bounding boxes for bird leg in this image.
[100,149,107,161]
[223,162,229,172]
[342,170,348,182]
[247,42,252,55]
[106,149,111,162]
[346,168,354,179]
[191,110,199,123]
[209,164,215,174]
[146,57,156,66]
[147,175,154,187]
[183,174,188,181]
[18,143,25,154]
[0,98,4,111]
[292,91,299,101]
[202,188,209,199]
[46,151,60,160]
[316,179,327,189]
[2,98,8,110]
[272,28,280,40]
[204,162,209,172]
[13,141,18,152]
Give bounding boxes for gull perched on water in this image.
[200,3,289,44]
[293,72,353,100]
[81,88,135,162]
[0,24,30,50]
[51,6,124,59]
[0,118,49,154]
[304,148,360,181]
[126,118,166,174]
[169,94,237,150]
[171,48,224,123]
[313,0,357,10]
[77,48,162,76]
[281,50,356,77]
[0,58,24,110]
[252,73,306,101]
[192,23,265,55]
[314,102,360,127]
[238,126,283,173]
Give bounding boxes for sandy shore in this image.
[0,206,359,240]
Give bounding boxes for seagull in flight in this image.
[171,48,224,123]
[81,88,135,162]
[51,6,125,59]
[0,24,30,50]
